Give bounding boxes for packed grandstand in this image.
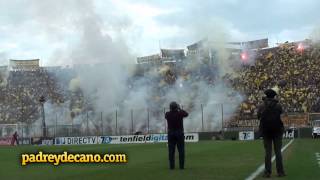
[0,38,320,136]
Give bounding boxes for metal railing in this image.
[1,105,317,138]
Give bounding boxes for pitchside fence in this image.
[0,104,227,138]
[308,113,320,123]
[0,104,316,138]
[0,124,18,138]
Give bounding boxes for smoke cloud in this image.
[51,2,243,133]
[310,25,320,42]
[2,1,246,134]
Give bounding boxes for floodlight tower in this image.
[39,95,47,137]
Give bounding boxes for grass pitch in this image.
[0,139,319,180]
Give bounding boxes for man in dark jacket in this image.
[165,101,188,170]
[257,89,285,178]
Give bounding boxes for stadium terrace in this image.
[0,38,320,138]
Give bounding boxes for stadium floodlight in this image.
[39,96,47,138]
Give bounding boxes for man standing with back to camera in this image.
[165,101,188,170]
[257,89,286,178]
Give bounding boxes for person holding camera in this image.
[165,101,188,170]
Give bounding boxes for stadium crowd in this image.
[230,41,320,115]
[136,40,320,119]
[0,40,320,126]
[0,69,70,123]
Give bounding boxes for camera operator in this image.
[165,101,188,170]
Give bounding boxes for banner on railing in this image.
[54,133,199,145]
[41,139,54,145]
[55,136,98,145]
[283,129,295,139]
[239,131,255,140]
[18,138,31,145]
[0,137,11,145]
[99,133,199,144]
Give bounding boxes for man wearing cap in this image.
[165,101,188,170]
[257,89,286,178]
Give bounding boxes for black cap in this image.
[170,101,179,111]
[264,89,277,98]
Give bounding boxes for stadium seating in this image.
[0,40,319,131]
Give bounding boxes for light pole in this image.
[70,111,75,136]
[39,96,46,138]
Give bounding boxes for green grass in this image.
[256,139,320,180]
[0,139,319,180]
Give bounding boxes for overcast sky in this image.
[0,0,319,66]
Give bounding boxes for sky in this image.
[0,0,319,66]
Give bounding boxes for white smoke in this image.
[0,67,9,87]
[58,10,245,133]
[0,52,8,66]
[310,25,320,42]
[6,1,246,134]
[68,78,81,92]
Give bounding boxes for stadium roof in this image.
[137,54,161,64]
[9,59,40,70]
[160,49,185,58]
[187,39,207,50]
[187,38,269,51]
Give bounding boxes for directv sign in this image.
[55,136,98,145]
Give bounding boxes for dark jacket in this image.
[257,97,284,137]
[165,109,188,132]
